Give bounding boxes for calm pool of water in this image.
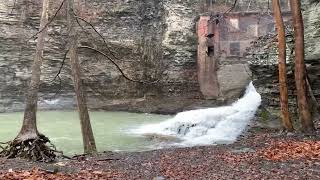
[0,111,170,155]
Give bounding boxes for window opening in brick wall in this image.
[207,37,215,57]
[229,18,239,32]
[230,42,240,56]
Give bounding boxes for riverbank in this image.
[1,96,229,115]
[1,126,319,179]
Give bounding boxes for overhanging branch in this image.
[78,46,159,84]
[29,0,66,41]
[73,12,120,61]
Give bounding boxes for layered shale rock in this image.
[0,0,291,113]
[0,0,200,113]
[247,1,320,121]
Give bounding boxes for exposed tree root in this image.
[0,134,59,162]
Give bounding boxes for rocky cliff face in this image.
[0,0,201,113]
[247,1,320,120]
[0,0,279,113]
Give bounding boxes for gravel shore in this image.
[1,128,319,179]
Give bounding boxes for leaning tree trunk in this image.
[272,0,293,131]
[17,0,49,142]
[289,0,315,133]
[0,0,57,162]
[67,0,97,154]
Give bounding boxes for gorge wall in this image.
[0,0,306,114]
[0,0,201,113]
[247,0,320,123]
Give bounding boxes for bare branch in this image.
[28,0,66,41]
[78,46,159,84]
[47,49,69,99]
[73,13,120,61]
[51,49,69,83]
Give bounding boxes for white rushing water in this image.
[133,82,261,147]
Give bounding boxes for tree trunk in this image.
[16,0,50,142]
[67,0,97,154]
[272,0,293,131]
[289,0,315,133]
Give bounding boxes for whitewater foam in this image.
[132,82,261,147]
[43,99,60,105]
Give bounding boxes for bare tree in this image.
[67,0,97,154]
[0,0,56,161]
[272,0,293,131]
[289,0,315,133]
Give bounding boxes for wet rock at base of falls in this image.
[251,107,282,130]
[143,133,180,143]
[176,124,197,135]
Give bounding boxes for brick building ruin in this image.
[197,0,291,99]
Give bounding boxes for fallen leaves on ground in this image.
[1,130,319,179]
[260,140,320,161]
[0,168,126,180]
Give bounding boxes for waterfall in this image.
[133,82,261,146]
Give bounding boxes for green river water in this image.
[0,111,170,155]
